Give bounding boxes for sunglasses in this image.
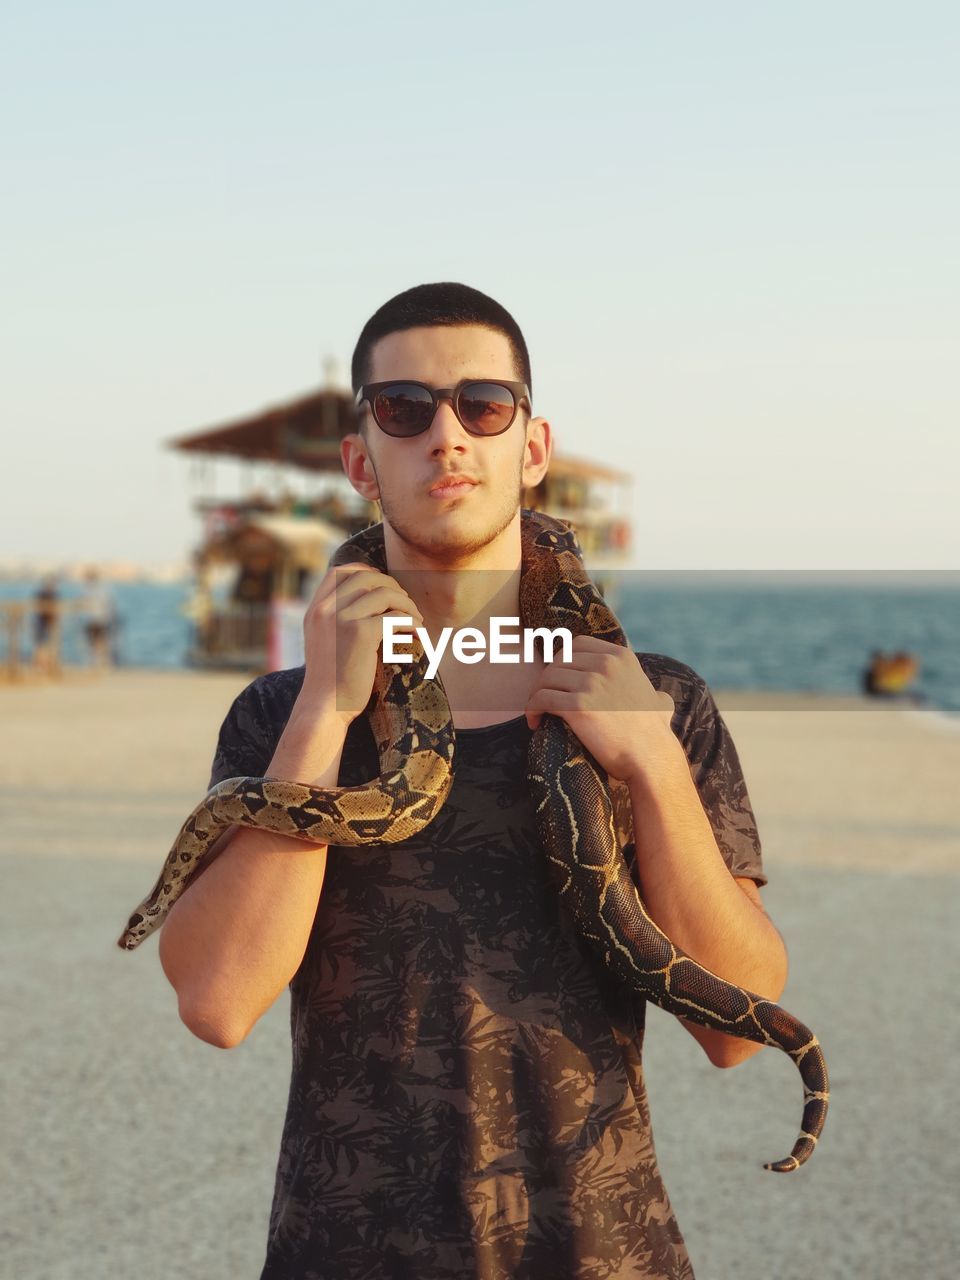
[355,379,532,438]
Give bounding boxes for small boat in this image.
[170,363,633,673]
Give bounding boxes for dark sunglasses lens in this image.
[373,383,435,435]
[457,382,517,434]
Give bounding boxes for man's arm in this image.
[678,877,785,1066]
[158,696,348,1049]
[626,753,788,1068]
[159,559,424,1050]
[523,641,783,1068]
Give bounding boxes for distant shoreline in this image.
[2,569,959,588]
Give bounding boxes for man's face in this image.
[344,324,550,561]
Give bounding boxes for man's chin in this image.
[384,501,519,561]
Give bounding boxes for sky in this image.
[2,1,958,571]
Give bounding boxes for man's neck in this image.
[414,570,522,636]
[383,515,523,635]
[378,513,542,729]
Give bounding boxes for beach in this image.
[1,670,957,1279]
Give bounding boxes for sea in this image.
[3,574,959,719]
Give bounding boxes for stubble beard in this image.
[372,450,526,565]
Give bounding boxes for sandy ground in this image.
[1,669,958,1280]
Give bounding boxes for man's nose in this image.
[424,396,467,450]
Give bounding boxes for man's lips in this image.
[428,477,479,498]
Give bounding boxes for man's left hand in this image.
[524,636,679,784]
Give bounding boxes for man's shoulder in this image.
[209,666,309,783]
[634,651,708,711]
[239,664,307,726]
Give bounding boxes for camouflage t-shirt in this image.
[206,653,766,1280]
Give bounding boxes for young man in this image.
[159,283,787,1280]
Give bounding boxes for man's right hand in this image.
[299,562,424,725]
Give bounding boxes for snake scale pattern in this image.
[118,508,829,1172]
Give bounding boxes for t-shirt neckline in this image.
[454,714,529,737]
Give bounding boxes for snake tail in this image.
[528,716,829,1171]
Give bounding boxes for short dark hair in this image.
[350,282,532,400]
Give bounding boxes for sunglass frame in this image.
[354,379,532,437]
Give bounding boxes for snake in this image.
[117,508,829,1172]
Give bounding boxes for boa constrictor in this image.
[118,509,829,1172]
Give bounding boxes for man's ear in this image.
[522,416,552,489]
[340,431,381,501]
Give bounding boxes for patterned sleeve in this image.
[677,673,767,887]
[207,678,276,790]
